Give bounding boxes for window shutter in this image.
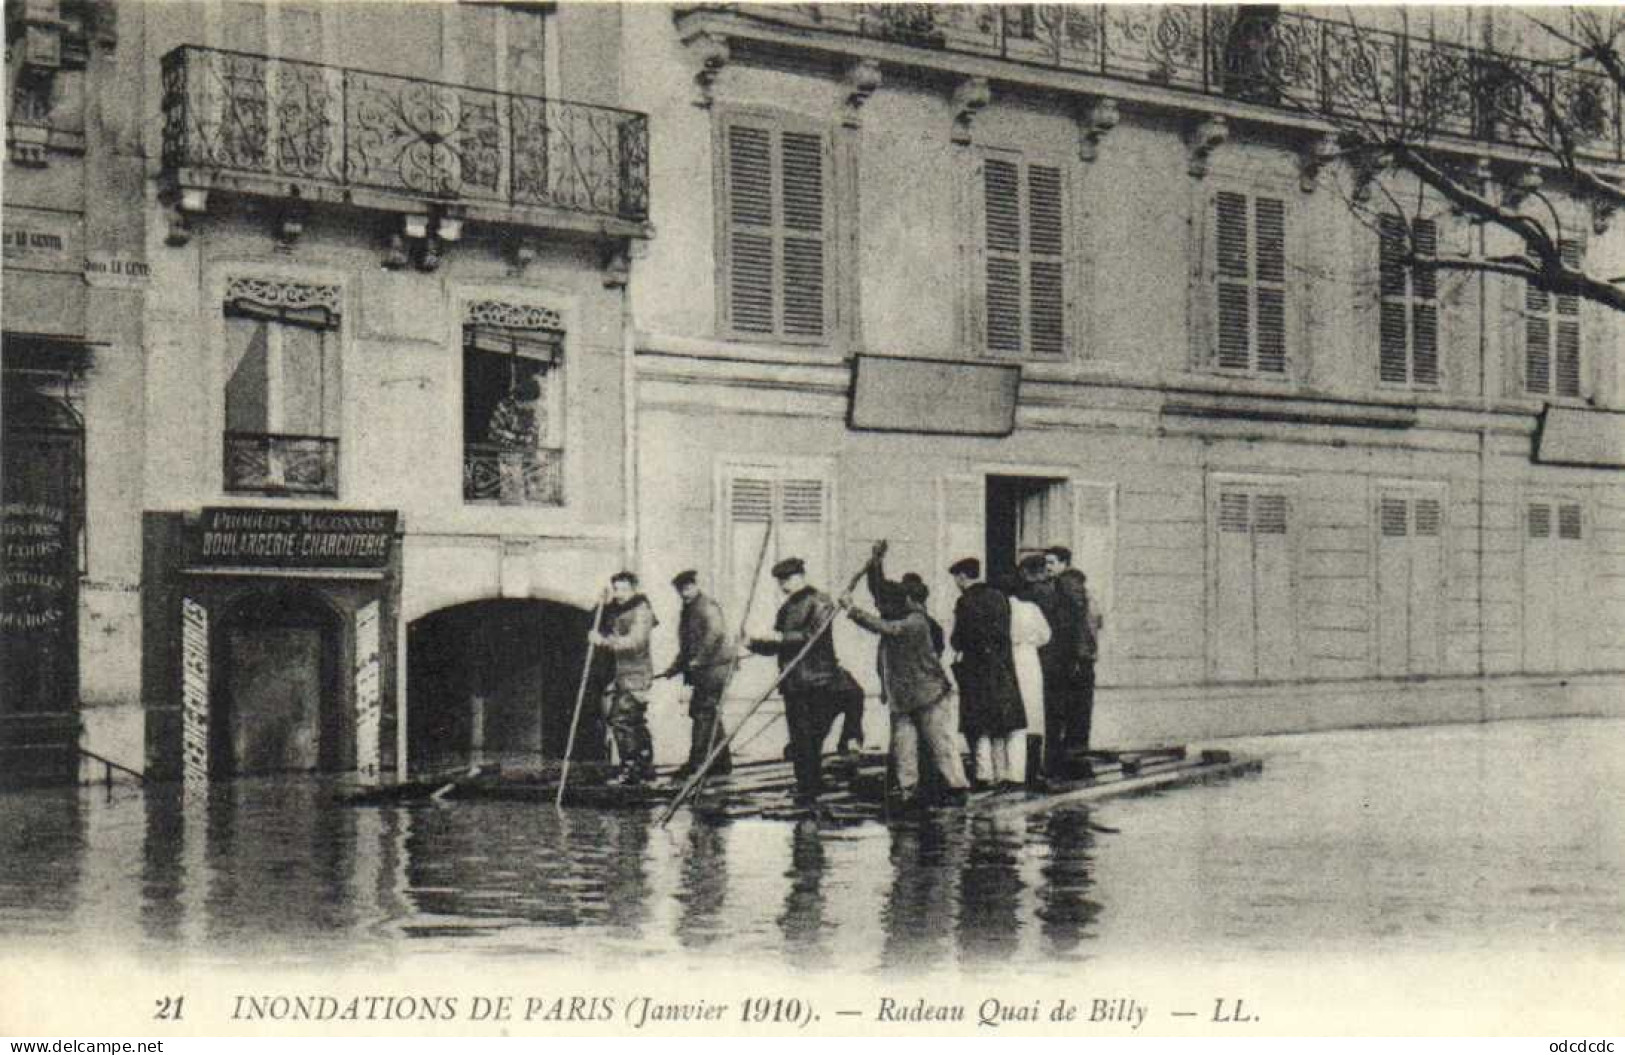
[983,157,1024,354]
[1557,503,1582,540]
[1215,191,1251,371]
[779,130,827,338]
[1378,214,1406,297]
[1253,492,1288,534]
[1527,502,1551,539]
[1253,197,1287,374]
[726,124,775,335]
[1379,302,1409,384]
[1555,320,1581,398]
[1525,315,1551,394]
[1381,496,1409,537]
[1412,303,1439,386]
[1219,491,1250,532]
[1411,219,1438,300]
[1413,498,1442,537]
[1027,163,1065,357]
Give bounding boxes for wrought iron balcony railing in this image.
[711,4,1623,161]
[161,46,651,224]
[224,432,339,497]
[463,443,565,506]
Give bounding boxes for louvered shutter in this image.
[1408,495,1443,672]
[1376,495,1411,676]
[1071,481,1116,622]
[938,474,986,639]
[779,131,827,339]
[1253,197,1287,375]
[1522,500,1556,670]
[724,119,830,341]
[1251,492,1292,679]
[983,158,1023,354]
[1027,164,1065,357]
[1554,239,1583,398]
[1557,502,1581,540]
[1378,215,1410,384]
[727,124,776,335]
[1411,219,1439,385]
[778,477,828,589]
[1215,191,1252,371]
[725,474,775,641]
[1214,489,1256,680]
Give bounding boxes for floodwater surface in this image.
[0,718,1620,974]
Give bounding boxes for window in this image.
[978,153,1067,358]
[458,2,548,96]
[1378,214,1439,387]
[222,279,341,497]
[1212,483,1294,680]
[718,113,833,342]
[461,301,565,506]
[1209,190,1288,375]
[1525,238,1583,398]
[1375,491,1444,676]
[1523,498,1590,671]
[719,464,831,637]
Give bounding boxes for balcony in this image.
[688,4,1623,161]
[224,432,339,498]
[160,46,651,238]
[463,443,564,507]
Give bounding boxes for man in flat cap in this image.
[948,557,1024,786]
[748,557,863,806]
[589,570,658,786]
[658,570,734,780]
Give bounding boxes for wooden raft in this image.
[336,747,1262,823]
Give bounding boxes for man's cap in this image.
[671,569,698,589]
[771,557,806,580]
[948,557,981,579]
[1044,545,1073,564]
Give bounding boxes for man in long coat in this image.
[948,557,1025,783]
[748,557,861,805]
[1020,553,1076,778]
[1045,546,1101,755]
[658,569,734,779]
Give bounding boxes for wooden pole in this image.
[658,553,874,827]
[686,516,774,796]
[555,593,607,810]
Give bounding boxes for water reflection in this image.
[0,719,1620,970]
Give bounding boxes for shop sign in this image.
[181,597,210,788]
[2,208,82,273]
[83,250,150,290]
[193,508,397,570]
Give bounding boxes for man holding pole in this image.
[843,556,969,809]
[748,557,860,806]
[589,571,659,786]
[658,570,734,781]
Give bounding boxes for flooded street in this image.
[1,717,1621,975]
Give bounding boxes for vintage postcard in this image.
[2,0,1623,1038]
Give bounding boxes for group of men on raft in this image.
[585,541,1101,809]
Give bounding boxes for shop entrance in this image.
[985,475,1071,583]
[407,599,595,771]
[1,387,84,785]
[216,591,345,776]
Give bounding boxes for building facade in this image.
[625,4,1625,750]
[4,0,147,785]
[133,0,649,782]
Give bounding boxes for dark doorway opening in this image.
[215,590,346,776]
[985,475,1069,585]
[1,386,84,786]
[407,599,596,772]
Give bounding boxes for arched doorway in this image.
[214,588,346,776]
[407,599,597,772]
